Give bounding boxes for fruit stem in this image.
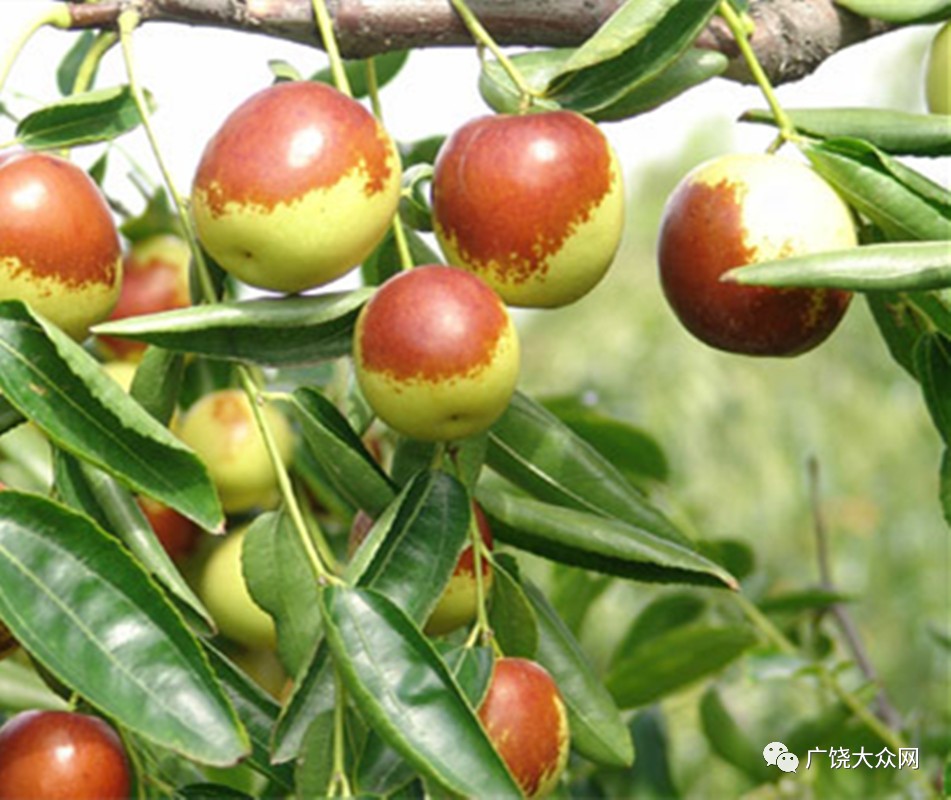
[71,31,117,96]
[238,369,336,585]
[448,0,538,112]
[310,0,352,98]
[119,10,339,587]
[0,3,71,97]
[717,1,798,144]
[116,10,218,305]
[329,665,354,797]
[733,592,933,793]
[467,514,500,654]
[364,58,414,272]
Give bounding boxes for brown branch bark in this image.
[66,0,895,87]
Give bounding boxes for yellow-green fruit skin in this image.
[176,389,294,513]
[354,266,520,442]
[0,151,121,340]
[191,81,401,293]
[926,21,951,114]
[658,153,857,356]
[432,111,624,308]
[199,527,276,650]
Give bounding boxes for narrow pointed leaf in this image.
[555,0,681,76]
[549,0,720,111]
[700,688,775,784]
[0,660,69,712]
[804,140,951,241]
[614,593,706,658]
[488,392,690,546]
[586,48,727,121]
[833,0,951,23]
[0,302,221,530]
[866,292,928,376]
[606,624,757,708]
[295,711,335,798]
[292,387,397,516]
[129,347,185,425]
[742,107,951,156]
[726,241,951,291]
[204,645,295,789]
[0,492,248,764]
[321,586,522,798]
[272,471,467,763]
[16,85,147,149]
[310,50,410,98]
[523,578,634,768]
[93,290,371,366]
[69,455,214,632]
[56,31,101,95]
[489,556,539,659]
[478,486,737,588]
[914,333,951,444]
[243,511,322,676]
[355,470,471,623]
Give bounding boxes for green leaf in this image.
[548,0,721,112]
[488,392,690,547]
[914,333,951,444]
[271,471,469,764]
[16,85,147,149]
[0,397,24,436]
[606,624,757,708]
[866,292,927,377]
[758,588,852,615]
[478,486,737,588]
[57,32,101,95]
[349,470,471,626]
[444,646,496,708]
[478,50,567,115]
[613,592,707,659]
[523,579,635,768]
[587,48,728,122]
[941,449,951,528]
[725,241,951,291]
[555,0,682,76]
[320,586,522,798]
[0,492,248,764]
[803,139,951,241]
[833,0,951,23]
[93,291,369,366]
[57,454,214,632]
[550,566,612,636]
[310,51,410,98]
[204,645,294,789]
[0,302,222,531]
[175,785,254,800]
[489,556,539,659]
[0,659,69,712]
[295,711,335,799]
[129,347,186,426]
[700,688,775,784]
[292,387,396,517]
[119,188,183,243]
[398,135,446,169]
[268,59,303,82]
[362,226,442,286]
[243,511,323,676]
[742,107,951,156]
[542,396,669,483]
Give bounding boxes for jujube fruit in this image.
[98,234,192,361]
[347,502,494,636]
[478,657,570,799]
[0,710,131,800]
[198,525,276,651]
[353,266,520,442]
[0,151,121,340]
[432,111,624,308]
[657,153,856,356]
[191,81,401,293]
[175,389,295,514]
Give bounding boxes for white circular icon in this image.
[763,741,788,766]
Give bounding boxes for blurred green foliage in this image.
[519,107,947,795]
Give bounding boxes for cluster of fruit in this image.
[0,18,946,790]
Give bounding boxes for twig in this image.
[807,457,904,731]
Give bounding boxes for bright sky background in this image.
[0,2,942,224]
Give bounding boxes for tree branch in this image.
[66,0,894,87]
